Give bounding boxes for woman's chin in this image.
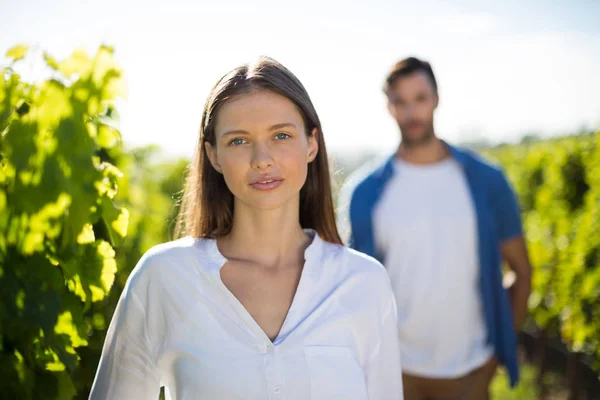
[237,193,299,212]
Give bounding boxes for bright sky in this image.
[2,0,599,159]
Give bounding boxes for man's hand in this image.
[500,235,533,331]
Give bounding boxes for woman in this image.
[89,56,403,399]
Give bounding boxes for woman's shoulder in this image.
[320,242,395,316]
[142,236,208,261]
[322,241,390,286]
[125,236,217,293]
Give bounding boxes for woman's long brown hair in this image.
[174,56,342,245]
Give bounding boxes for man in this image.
[341,57,532,399]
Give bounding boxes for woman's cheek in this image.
[220,151,248,189]
[276,144,306,166]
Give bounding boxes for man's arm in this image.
[491,168,533,332]
[501,235,532,331]
[482,235,532,374]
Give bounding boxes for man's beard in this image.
[400,122,435,148]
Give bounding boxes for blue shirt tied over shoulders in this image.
[347,143,523,387]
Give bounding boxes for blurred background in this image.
[1,0,599,398]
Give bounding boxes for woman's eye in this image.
[274,132,291,140]
[229,138,246,146]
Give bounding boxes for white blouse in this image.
[89,231,403,399]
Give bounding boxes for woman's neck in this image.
[217,197,311,268]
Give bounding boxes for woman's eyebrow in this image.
[222,123,297,137]
[222,129,249,137]
[268,122,297,131]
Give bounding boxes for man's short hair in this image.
[383,57,438,95]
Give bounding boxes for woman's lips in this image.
[249,178,283,191]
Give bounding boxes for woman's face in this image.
[205,89,318,212]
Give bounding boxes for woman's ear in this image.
[204,141,223,174]
[307,127,319,163]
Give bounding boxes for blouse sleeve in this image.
[365,295,404,399]
[89,269,161,400]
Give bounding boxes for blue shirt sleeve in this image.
[494,171,523,241]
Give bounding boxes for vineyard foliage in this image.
[0,44,129,398]
[485,133,600,369]
[0,44,188,399]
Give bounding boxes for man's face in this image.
[387,71,439,147]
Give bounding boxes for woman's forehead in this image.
[215,90,304,134]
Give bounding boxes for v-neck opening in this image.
[207,230,320,346]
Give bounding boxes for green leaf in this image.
[43,52,60,70]
[55,370,78,400]
[55,311,88,348]
[98,196,128,247]
[58,48,92,78]
[96,123,121,149]
[6,44,29,62]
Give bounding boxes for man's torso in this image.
[373,157,493,378]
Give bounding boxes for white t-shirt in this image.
[89,230,403,400]
[373,158,493,378]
